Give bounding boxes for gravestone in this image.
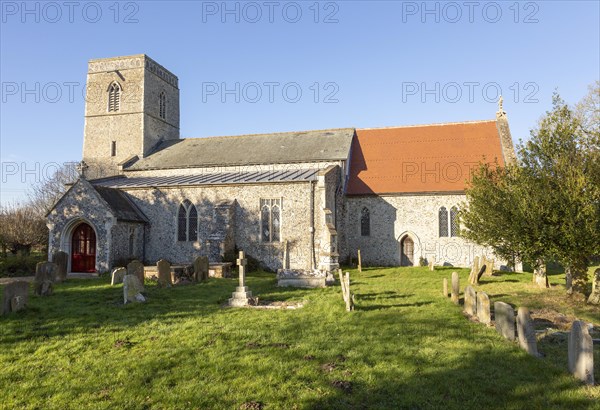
[516,307,540,357]
[442,278,448,298]
[52,251,68,282]
[484,258,494,276]
[469,256,480,284]
[587,268,600,305]
[110,267,126,285]
[2,281,29,315]
[228,251,253,307]
[494,301,515,341]
[123,274,145,304]
[157,259,172,287]
[476,265,487,283]
[451,272,459,305]
[568,321,594,385]
[127,260,145,284]
[34,262,57,296]
[429,257,435,271]
[464,286,477,316]
[193,256,209,282]
[476,292,491,325]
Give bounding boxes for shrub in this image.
[0,253,45,277]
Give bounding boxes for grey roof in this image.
[93,186,148,223]
[126,128,355,171]
[93,168,321,189]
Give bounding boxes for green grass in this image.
[0,267,598,409]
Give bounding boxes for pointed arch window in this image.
[260,198,282,243]
[159,92,166,119]
[450,206,460,237]
[108,82,121,112]
[360,207,370,236]
[177,200,198,242]
[439,207,449,237]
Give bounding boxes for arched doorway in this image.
[400,236,414,266]
[71,223,96,272]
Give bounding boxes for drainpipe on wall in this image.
[309,180,315,271]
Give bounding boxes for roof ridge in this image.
[180,127,355,141]
[358,119,496,131]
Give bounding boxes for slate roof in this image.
[347,120,505,195]
[92,168,321,189]
[126,128,355,171]
[93,185,148,223]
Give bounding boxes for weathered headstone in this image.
[127,260,145,284]
[516,307,540,357]
[429,257,435,271]
[464,286,477,316]
[123,274,145,304]
[283,240,290,270]
[469,256,480,284]
[357,249,362,273]
[451,272,459,305]
[476,292,491,325]
[52,251,68,282]
[587,268,600,305]
[476,265,487,283]
[157,259,172,287]
[494,301,515,341]
[442,278,448,298]
[2,281,29,315]
[568,321,595,385]
[484,258,494,277]
[228,251,253,307]
[110,267,126,285]
[34,262,57,296]
[193,256,209,282]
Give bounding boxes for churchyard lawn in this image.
[0,267,598,409]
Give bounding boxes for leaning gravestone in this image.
[442,278,448,298]
[193,256,209,282]
[494,301,516,341]
[34,262,57,296]
[123,274,145,304]
[110,267,126,286]
[484,258,494,277]
[157,259,172,287]
[464,286,477,316]
[587,268,600,305]
[127,260,145,284]
[476,292,491,325]
[451,272,460,305]
[568,321,595,385]
[469,256,480,284]
[476,265,487,283]
[516,307,540,357]
[2,281,29,315]
[52,251,68,282]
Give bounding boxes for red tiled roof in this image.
[347,120,505,195]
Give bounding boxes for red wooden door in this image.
[71,223,96,272]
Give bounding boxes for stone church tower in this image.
[82,54,180,177]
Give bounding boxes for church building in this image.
[47,54,516,274]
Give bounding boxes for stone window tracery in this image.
[260,198,282,243]
[439,207,449,237]
[159,92,166,119]
[177,200,198,242]
[360,207,370,236]
[108,82,121,112]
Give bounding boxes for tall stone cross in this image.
[237,251,247,287]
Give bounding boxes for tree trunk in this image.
[565,267,573,295]
[567,259,589,299]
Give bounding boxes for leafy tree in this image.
[461,89,600,300]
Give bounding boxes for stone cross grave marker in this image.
[451,272,459,305]
[516,307,540,357]
[229,250,253,307]
[568,321,595,385]
[494,301,516,341]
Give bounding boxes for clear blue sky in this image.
[1,0,599,205]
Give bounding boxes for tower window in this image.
[159,92,166,119]
[108,82,121,112]
[111,141,116,157]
